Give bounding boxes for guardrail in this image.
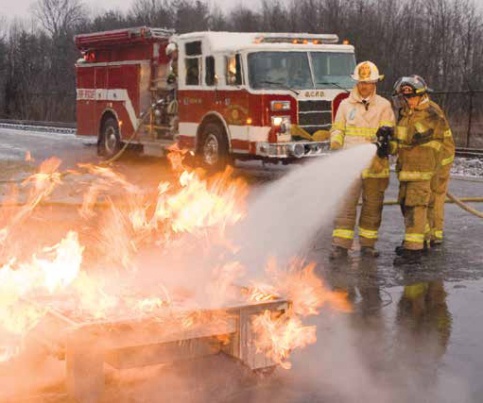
[455,147,483,159]
[1,119,483,158]
[0,119,76,135]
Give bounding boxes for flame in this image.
[0,231,83,360]
[166,145,190,173]
[0,231,83,297]
[156,167,247,237]
[282,262,352,315]
[22,157,63,205]
[0,345,21,363]
[252,310,316,369]
[0,157,63,244]
[0,154,348,372]
[246,260,352,316]
[247,260,352,369]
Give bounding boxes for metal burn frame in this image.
[26,296,290,402]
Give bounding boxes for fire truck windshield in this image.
[248,51,355,91]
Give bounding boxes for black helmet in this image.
[393,75,433,97]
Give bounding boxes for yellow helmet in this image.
[351,61,384,83]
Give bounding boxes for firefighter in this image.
[165,42,178,85]
[428,110,455,247]
[392,75,447,265]
[329,61,395,260]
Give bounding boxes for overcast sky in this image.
[0,0,263,21]
[1,0,482,22]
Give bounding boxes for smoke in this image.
[0,352,64,401]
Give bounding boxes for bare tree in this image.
[33,0,87,37]
[89,10,130,32]
[129,0,174,28]
[173,0,210,33]
[228,6,260,32]
[260,0,290,32]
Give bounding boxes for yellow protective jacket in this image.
[330,87,395,178]
[440,112,455,167]
[395,98,448,181]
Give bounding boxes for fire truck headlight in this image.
[272,116,283,126]
[271,116,291,133]
[270,100,291,112]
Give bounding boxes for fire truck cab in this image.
[75,27,355,169]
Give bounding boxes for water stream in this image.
[230,144,376,275]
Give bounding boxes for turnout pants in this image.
[332,177,389,249]
[398,180,432,250]
[428,164,452,243]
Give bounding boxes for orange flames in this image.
[248,260,351,369]
[252,311,316,369]
[0,152,350,368]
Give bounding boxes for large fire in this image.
[0,153,351,371]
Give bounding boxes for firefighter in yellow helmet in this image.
[392,75,449,265]
[329,61,396,260]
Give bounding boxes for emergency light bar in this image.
[254,33,339,45]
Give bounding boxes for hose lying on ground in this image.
[445,191,483,219]
[101,100,165,165]
[379,194,483,219]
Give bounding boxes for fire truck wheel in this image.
[198,123,229,171]
[98,117,121,158]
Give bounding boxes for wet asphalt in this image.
[0,128,482,402]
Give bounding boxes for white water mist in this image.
[230,144,376,274]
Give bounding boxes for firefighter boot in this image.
[430,239,443,248]
[393,249,423,266]
[360,246,380,258]
[395,242,429,256]
[329,246,349,260]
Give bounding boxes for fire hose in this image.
[101,98,172,165]
[381,193,483,218]
[443,192,483,218]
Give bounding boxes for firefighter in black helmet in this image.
[392,75,452,265]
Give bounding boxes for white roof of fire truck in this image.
[175,31,354,53]
[75,26,354,53]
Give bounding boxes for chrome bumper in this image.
[256,140,330,159]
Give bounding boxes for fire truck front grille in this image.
[297,100,332,135]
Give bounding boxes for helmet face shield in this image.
[393,75,432,97]
[401,85,418,98]
[391,93,407,110]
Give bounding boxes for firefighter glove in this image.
[375,126,393,158]
[412,129,433,145]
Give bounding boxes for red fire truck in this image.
[75,27,355,169]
